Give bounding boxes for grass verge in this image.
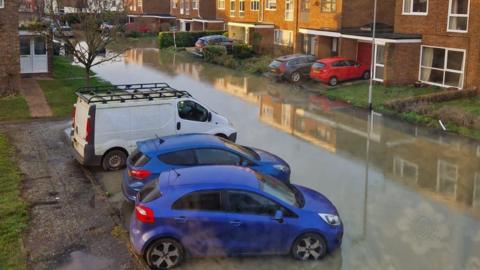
[38,56,111,117]
[0,133,28,270]
[0,95,30,122]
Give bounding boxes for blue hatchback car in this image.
[122,134,291,202]
[130,166,343,269]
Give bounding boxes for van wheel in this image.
[102,149,127,171]
[328,77,338,86]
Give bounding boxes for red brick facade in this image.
[170,0,225,31]
[0,0,21,95]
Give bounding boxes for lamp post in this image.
[368,0,378,111]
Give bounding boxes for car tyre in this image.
[145,238,185,270]
[291,233,327,261]
[102,149,127,171]
[328,77,338,86]
[290,71,302,83]
[363,70,370,80]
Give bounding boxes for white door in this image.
[176,100,215,134]
[20,36,48,74]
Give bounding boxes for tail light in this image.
[71,105,76,128]
[279,63,286,73]
[85,116,92,143]
[135,205,154,223]
[129,168,151,180]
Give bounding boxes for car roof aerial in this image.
[138,134,226,156]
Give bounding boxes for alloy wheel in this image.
[148,240,181,269]
[293,234,326,261]
[291,72,301,82]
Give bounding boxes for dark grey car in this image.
[195,35,234,54]
[268,54,317,83]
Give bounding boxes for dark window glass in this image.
[321,0,336,12]
[20,38,30,56]
[178,100,209,122]
[195,149,241,165]
[139,179,162,203]
[34,38,47,55]
[344,60,356,66]
[332,61,344,67]
[227,191,280,216]
[131,150,151,167]
[159,150,196,165]
[173,191,222,211]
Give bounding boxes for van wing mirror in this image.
[207,112,212,122]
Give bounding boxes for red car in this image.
[309,57,371,86]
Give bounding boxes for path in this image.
[20,78,53,117]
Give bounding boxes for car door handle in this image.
[229,220,242,227]
[174,216,186,223]
[176,122,181,130]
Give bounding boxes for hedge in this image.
[158,31,227,48]
[203,45,227,62]
[232,44,253,59]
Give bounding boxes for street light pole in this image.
[368,0,378,111]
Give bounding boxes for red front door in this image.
[357,42,372,66]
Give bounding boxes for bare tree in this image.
[45,0,126,86]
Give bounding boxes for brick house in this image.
[0,0,21,95]
[170,0,225,31]
[125,0,176,32]
[217,0,298,53]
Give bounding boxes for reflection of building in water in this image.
[124,48,143,65]
[259,92,480,215]
[213,76,260,104]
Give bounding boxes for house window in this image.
[266,0,276,9]
[185,0,190,15]
[474,173,480,208]
[403,0,428,15]
[437,160,458,197]
[180,0,184,13]
[393,157,419,184]
[230,0,235,16]
[285,0,294,21]
[250,0,259,10]
[301,0,309,12]
[172,0,178,8]
[0,0,3,8]
[420,46,465,88]
[274,29,293,46]
[320,0,336,12]
[218,0,225,9]
[138,0,142,7]
[192,0,198,9]
[448,0,469,32]
[239,0,245,16]
[374,44,385,82]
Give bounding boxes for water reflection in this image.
[93,48,480,270]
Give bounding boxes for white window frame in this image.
[250,0,259,11]
[218,0,225,9]
[266,0,276,10]
[274,29,293,46]
[185,0,190,15]
[239,0,245,16]
[172,0,178,8]
[402,0,428,16]
[284,0,294,21]
[374,44,385,82]
[180,0,185,14]
[447,0,470,33]
[229,0,235,16]
[393,156,419,183]
[419,45,466,89]
[436,159,458,197]
[192,0,199,9]
[1,0,5,8]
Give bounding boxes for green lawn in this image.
[0,95,30,122]
[38,56,111,117]
[0,133,28,270]
[325,82,441,111]
[435,96,480,117]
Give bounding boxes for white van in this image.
[68,83,237,170]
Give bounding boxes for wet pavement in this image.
[89,48,480,270]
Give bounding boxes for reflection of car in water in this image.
[130,166,343,269]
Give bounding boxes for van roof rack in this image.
[75,83,192,104]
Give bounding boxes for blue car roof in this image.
[137,134,226,157]
[167,165,261,190]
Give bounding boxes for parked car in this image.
[67,83,237,171]
[122,133,291,202]
[310,57,371,86]
[195,35,233,55]
[267,54,317,83]
[130,165,343,269]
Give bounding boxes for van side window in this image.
[178,100,209,122]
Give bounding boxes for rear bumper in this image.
[122,171,139,203]
[65,127,102,167]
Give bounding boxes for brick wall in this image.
[199,0,217,19]
[0,0,21,96]
[125,0,170,14]
[339,38,356,59]
[342,0,395,28]
[384,43,420,86]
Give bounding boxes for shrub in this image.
[232,44,253,59]
[126,31,141,38]
[433,107,479,129]
[203,45,227,62]
[243,55,273,74]
[158,31,227,48]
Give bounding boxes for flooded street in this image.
[92,48,480,270]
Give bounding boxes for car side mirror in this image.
[241,159,250,167]
[207,112,212,122]
[273,210,284,223]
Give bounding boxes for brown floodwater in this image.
[91,47,480,270]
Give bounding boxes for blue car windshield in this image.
[257,173,300,207]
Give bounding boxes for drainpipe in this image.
[367,0,378,112]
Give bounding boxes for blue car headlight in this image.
[273,164,289,173]
[318,213,341,226]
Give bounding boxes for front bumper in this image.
[324,225,344,253]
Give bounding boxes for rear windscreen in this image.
[131,151,151,167]
[269,60,283,68]
[312,62,326,69]
[139,179,162,203]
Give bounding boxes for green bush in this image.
[126,31,141,38]
[158,31,227,48]
[232,44,253,59]
[243,55,273,74]
[203,45,227,62]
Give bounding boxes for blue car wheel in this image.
[145,238,185,270]
[291,233,327,261]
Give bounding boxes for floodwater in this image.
[91,47,480,270]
